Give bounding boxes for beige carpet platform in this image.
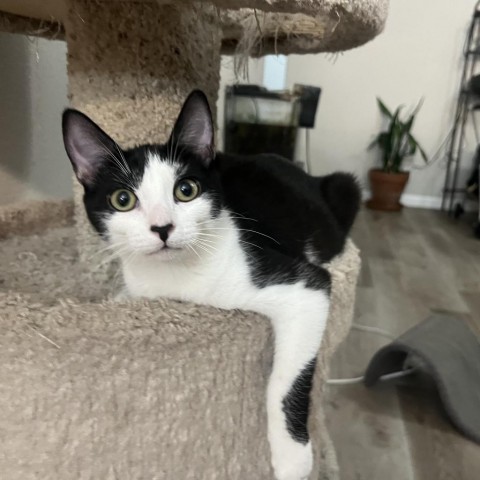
[1,201,360,479]
[0,0,386,478]
[0,1,389,54]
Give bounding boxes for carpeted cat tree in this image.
[0,1,388,479]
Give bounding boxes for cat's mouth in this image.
[147,245,181,256]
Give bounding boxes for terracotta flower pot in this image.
[366,169,410,211]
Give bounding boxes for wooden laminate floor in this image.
[326,207,480,480]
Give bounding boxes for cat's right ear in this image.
[62,109,117,187]
[168,90,215,167]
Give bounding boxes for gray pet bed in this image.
[365,313,480,445]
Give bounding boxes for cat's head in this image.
[62,90,223,262]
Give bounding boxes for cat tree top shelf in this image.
[0,0,389,55]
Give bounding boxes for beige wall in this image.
[2,0,475,210]
[286,0,477,208]
[0,33,31,203]
[0,33,71,205]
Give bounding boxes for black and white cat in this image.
[62,91,360,480]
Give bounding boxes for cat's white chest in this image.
[121,227,255,310]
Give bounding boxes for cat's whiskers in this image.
[192,239,217,256]
[113,142,131,175]
[186,243,202,261]
[90,239,134,268]
[197,227,263,252]
[110,171,137,192]
[194,236,218,250]
[110,259,127,290]
[195,213,259,224]
[106,158,139,191]
[90,247,125,265]
[239,239,263,251]
[228,211,260,223]
[167,130,177,163]
[196,226,280,245]
[169,132,180,165]
[195,239,219,250]
[96,140,141,190]
[98,141,130,176]
[229,217,259,223]
[100,138,131,175]
[174,121,194,163]
[166,137,172,163]
[121,250,139,271]
[90,240,131,259]
[175,144,189,165]
[196,232,222,243]
[191,241,210,255]
[198,228,262,253]
[169,129,185,165]
[196,231,226,249]
[94,247,132,270]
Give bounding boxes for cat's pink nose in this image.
[150,223,174,242]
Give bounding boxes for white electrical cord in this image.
[327,368,416,386]
[326,375,365,386]
[351,323,395,340]
[326,323,416,386]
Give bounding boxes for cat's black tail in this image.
[317,173,361,234]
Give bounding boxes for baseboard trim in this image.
[362,191,478,211]
[400,194,443,210]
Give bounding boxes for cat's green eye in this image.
[174,178,201,202]
[109,189,137,212]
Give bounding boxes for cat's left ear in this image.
[168,90,215,166]
[62,109,119,187]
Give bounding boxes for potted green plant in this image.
[367,98,428,211]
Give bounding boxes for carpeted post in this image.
[64,0,221,269]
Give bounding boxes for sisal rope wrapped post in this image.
[64,0,222,270]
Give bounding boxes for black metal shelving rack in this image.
[442,1,480,228]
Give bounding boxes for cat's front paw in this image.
[271,437,313,480]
